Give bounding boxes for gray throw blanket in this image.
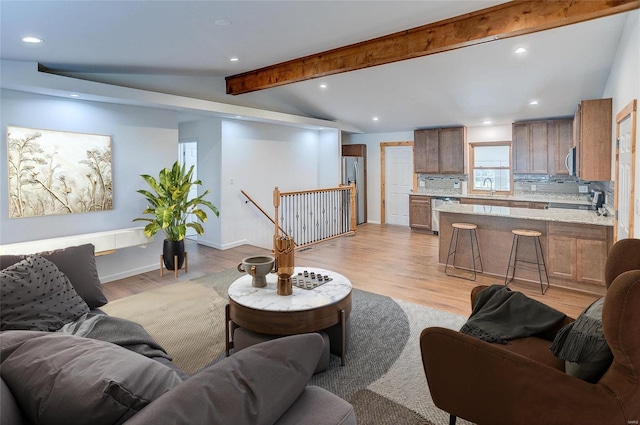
[460,285,567,344]
[58,313,172,360]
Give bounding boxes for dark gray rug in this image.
[307,284,471,425]
[106,268,472,425]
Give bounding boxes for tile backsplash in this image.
[417,173,612,206]
[591,180,614,209]
[513,175,584,195]
[417,175,465,191]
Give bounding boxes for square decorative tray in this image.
[291,270,332,290]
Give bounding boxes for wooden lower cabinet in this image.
[547,222,611,290]
[547,235,578,281]
[409,195,431,231]
[576,239,608,285]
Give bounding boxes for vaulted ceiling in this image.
[1,1,637,133]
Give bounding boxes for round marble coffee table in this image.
[226,267,352,365]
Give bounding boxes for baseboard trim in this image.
[100,263,158,283]
[198,239,250,250]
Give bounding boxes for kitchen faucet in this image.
[482,177,494,196]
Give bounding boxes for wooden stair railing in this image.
[275,184,356,249]
[240,190,294,243]
[242,184,356,250]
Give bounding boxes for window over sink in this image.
[468,142,513,195]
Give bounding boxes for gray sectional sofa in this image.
[0,244,355,425]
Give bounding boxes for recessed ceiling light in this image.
[514,47,526,54]
[214,19,232,26]
[319,83,327,89]
[22,36,43,44]
[70,94,80,98]
[483,120,492,125]
[372,117,379,121]
[529,100,539,106]
[229,57,239,62]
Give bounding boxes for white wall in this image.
[318,128,342,188]
[178,118,223,248]
[467,125,512,143]
[1,89,179,282]
[179,119,342,250]
[603,10,640,237]
[218,120,339,250]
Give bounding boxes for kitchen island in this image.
[435,203,613,295]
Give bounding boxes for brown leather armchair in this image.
[420,238,640,425]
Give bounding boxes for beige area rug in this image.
[102,268,241,375]
[103,267,475,425]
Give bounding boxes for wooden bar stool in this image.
[504,229,549,294]
[445,223,483,281]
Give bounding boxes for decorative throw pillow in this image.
[0,331,183,425]
[124,333,325,425]
[0,244,107,308]
[0,255,89,331]
[550,297,613,383]
[0,254,22,270]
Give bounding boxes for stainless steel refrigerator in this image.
[342,156,365,225]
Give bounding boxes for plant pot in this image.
[163,239,185,271]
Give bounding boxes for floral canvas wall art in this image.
[7,126,113,218]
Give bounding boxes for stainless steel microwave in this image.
[565,147,576,176]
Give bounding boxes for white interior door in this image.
[616,112,634,240]
[385,146,413,225]
[179,140,198,238]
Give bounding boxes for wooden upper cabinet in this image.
[514,118,574,176]
[513,123,530,173]
[575,98,612,181]
[342,144,366,157]
[414,127,465,174]
[513,121,548,174]
[530,122,548,173]
[439,127,465,174]
[413,129,430,173]
[414,129,440,173]
[547,119,574,175]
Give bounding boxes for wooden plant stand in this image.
[160,252,188,278]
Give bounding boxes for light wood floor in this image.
[102,223,599,318]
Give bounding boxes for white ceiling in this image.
[0,1,633,133]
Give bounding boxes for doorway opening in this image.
[178,139,198,239]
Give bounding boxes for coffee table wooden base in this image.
[226,292,352,365]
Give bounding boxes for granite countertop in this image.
[410,190,592,205]
[434,203,613,227]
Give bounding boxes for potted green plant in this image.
[133,161,219,271]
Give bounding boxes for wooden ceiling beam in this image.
[226,0,639,95]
